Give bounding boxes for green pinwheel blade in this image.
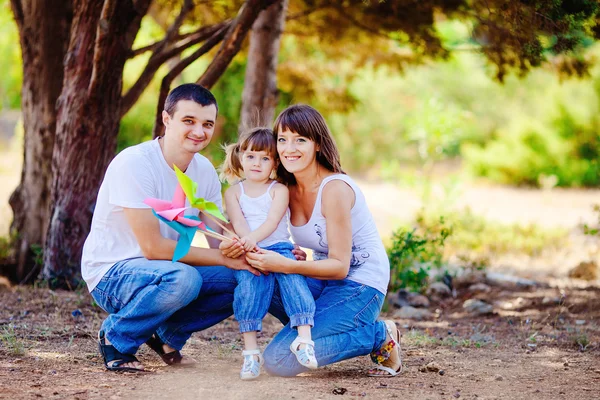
[174,165,198,204]
[173,164,228,222]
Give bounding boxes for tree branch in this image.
[152,25,229,137]
[152,0,194,56]
[89,0,119,95]
[130,24,220,57]
[334,5,393,40]
[198,0,276,89]
[9,0,24,30]
[121,21,230,117]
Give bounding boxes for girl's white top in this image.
[289,174,390,295]
[239,181,290,247]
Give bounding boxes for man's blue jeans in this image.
[91,258,237,355]
[264,279,388,377]
[233,242,315,332]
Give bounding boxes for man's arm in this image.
[123,208,257,273]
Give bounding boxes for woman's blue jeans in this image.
[233,242,315,332]
[264,279,388,377]
[91,258,237,355]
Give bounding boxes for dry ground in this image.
[0,280,599,399]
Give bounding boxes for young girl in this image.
[221,127,317,380]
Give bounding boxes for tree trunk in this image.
[7,0,72,283]
[43,0,150,287]
[239,0,288,131]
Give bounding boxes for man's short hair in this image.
[164,83,218,116]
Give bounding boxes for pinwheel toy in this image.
[173,165,237,236]
[144,184,228,262]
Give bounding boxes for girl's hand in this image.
[240,236,258,252]
[245,249,291,273]
[292,244,307,261]
[219,238,245,259]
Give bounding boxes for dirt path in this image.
[1,283,599,399]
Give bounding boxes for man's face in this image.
[162,100,217,154]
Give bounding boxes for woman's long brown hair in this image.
[273,104,344,185]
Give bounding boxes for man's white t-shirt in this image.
[81,138,222,292]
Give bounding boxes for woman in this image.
[245,104,402,377]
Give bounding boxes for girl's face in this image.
[240,149,276,183]
[277,128,318,174]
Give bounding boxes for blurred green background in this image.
[1,4,598,188]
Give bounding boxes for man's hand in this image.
[219,238,245,259]
[226,254,262,276]
[292,244,307,261]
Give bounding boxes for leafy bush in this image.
[463,108,600,187]
[583,204,600,236]
[387,214,452,293]
[416,207,567,258]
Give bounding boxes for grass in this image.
[0,324,26,356]
[414,207,567,262]
[403,328,497,349]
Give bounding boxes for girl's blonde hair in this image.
[220,127,277,184]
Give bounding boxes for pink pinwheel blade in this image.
[176,216,205,227]
[157,207,189,221]
[172,184,186,209]
[144,198,174,211]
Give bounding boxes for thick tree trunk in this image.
[239,0,288,131]
[43,0,150,287]
[7,0,72,283]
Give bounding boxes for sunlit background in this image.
[0,1,598,285]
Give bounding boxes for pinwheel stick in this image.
[201,211,237,237]
[198,227,230,242]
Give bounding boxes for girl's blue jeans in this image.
[91,259,237,355]
[264,279,388,377]
[233,241,315,332]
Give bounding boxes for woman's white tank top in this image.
[289,174,390,295]
[239,181,290,248]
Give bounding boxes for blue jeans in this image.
[234,242,315,332]
[91,258,237,354]
[264,279,387,377]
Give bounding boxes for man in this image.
[81,83,251,372]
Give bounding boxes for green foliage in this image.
[417,208,567,259]
[0,0,22,110]
[0,231,16,262]
[463,106,600,187]
[583,204,600,236]
[387,214,452,293]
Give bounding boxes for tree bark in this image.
[198,0,277,89]
[239,0,288,131]
[152,0,276,138]
[43,0,150,287]
[7,0,72,283]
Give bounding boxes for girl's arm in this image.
[224,185,252,238]
[246,183,289,244]
[246,180,354,280]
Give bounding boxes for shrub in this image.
[387,214,452,293]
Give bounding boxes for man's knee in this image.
[165,264,203,306]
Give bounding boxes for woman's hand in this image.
[219,238,245,259]
[245,249,292,273]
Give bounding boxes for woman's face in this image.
[277,127,319,174]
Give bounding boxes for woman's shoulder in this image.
[321,175,355,196]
